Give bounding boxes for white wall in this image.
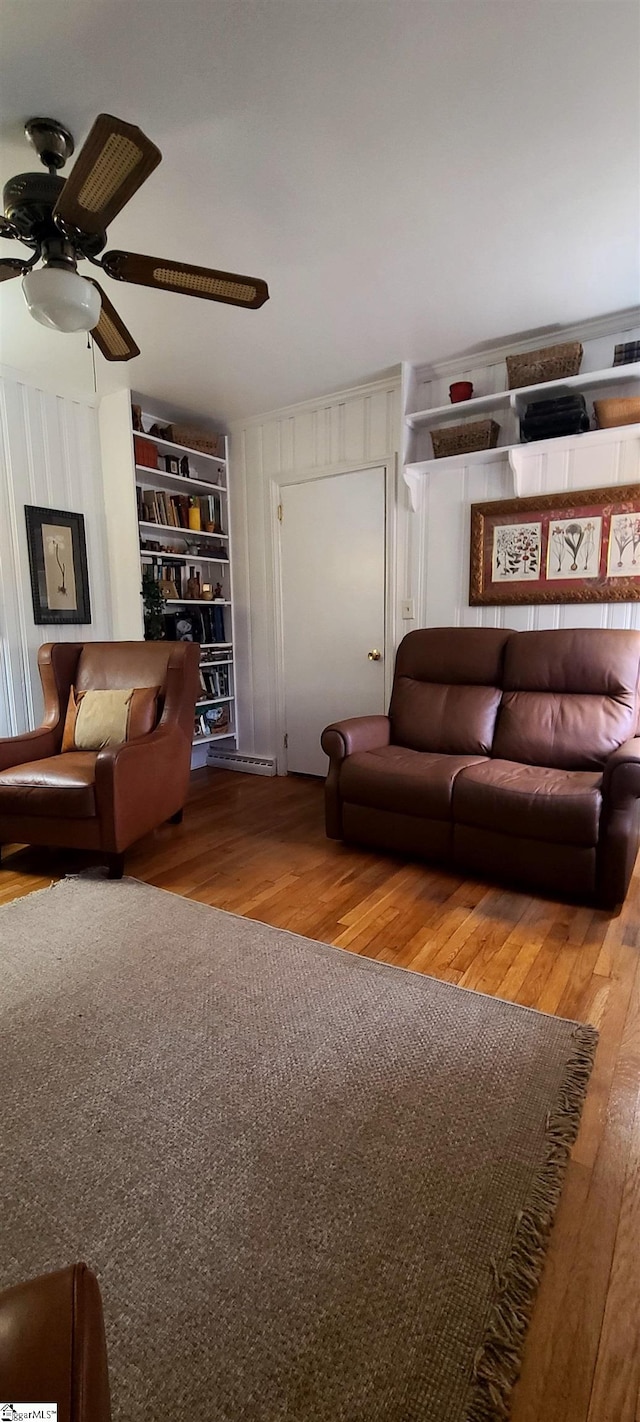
[411,428,640,635]
[0,370,113,737]
[231,321,640,764]
[407,317,640,634]
[230,377,402,759]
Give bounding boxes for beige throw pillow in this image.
[62,686,159,752]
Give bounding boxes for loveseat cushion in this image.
[341,746,486,820]
[453,758,602,847]
[492,629,640,770]
[0,753,97,818]
[389,627,509,755]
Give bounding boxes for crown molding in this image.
[413,306,640,382]
[232,369,401,431]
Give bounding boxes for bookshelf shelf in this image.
[140,550,229,566]
[136,429,227,467]
[196,695,234,707]
[192,729,236,745]
[135,464,228,496]
[138,521,229,541]
[165,598,232,606]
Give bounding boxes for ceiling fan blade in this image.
[102,250,269,309]
[90,281,140,361]
[53,114,161,237]
[0,257,26,281]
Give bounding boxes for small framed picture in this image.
[24,505,91,624]
[163,454,180,475]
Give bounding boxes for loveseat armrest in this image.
[602,737,640,807]
[95,723,190,852]
[321,715,391,764]
[321,716,390,841]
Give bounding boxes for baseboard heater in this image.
[206,748,277,776]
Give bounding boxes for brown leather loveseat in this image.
[322,627,640,909]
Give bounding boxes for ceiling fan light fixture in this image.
[22,266,101,333]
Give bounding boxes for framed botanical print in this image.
[24,505,92,624]
[469,483,640,605]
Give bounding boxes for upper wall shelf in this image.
[406,362,640,428]
[402,420,640,508]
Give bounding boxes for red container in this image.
[134,435,158,469]
[449,381,474,404]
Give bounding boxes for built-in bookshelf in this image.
[133,405,237,763]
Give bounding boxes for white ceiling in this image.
[1,0,638,421]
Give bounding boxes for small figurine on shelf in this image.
[180,455,190,478]
[187,567,202,600]
[158,577,179,600]
[213,582,224,601]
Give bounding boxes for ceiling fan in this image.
[0,113,269,361]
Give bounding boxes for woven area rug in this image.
[0,875,596,1422]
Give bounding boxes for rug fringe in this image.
[463,1022,598,1422]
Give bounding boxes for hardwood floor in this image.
[1,767,638,1421]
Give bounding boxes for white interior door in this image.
[280,466,386,775]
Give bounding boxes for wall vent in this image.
[206,748,277,776]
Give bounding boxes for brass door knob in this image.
[368,649,382,661]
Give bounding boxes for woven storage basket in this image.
[594,396,640,429]
[431,419,500,459]
[506,341,583,390]
[168,425,225,458]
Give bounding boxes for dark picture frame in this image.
[469,483,640,606]
[24,504,92,624]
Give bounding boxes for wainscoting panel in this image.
[0,372,112,737]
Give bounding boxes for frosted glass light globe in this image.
[22,267,101,333]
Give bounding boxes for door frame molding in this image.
[268,457,397,774]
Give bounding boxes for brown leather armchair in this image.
[0,1263,111,1421]
[0,640,200,878]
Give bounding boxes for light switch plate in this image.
[401,599,415,619]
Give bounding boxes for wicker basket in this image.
[594,396,640,429]
[431,419,500,460]
[506,342,583,390]
[169,424,225,458]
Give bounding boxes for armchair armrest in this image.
[95,723,190,851]
[602,737,640,807]
[0,1262,111,1421]
[321,715,390,763]
[0,725,59,773]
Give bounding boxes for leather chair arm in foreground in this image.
[322,716,391,839]
[0,1263,111,1421]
